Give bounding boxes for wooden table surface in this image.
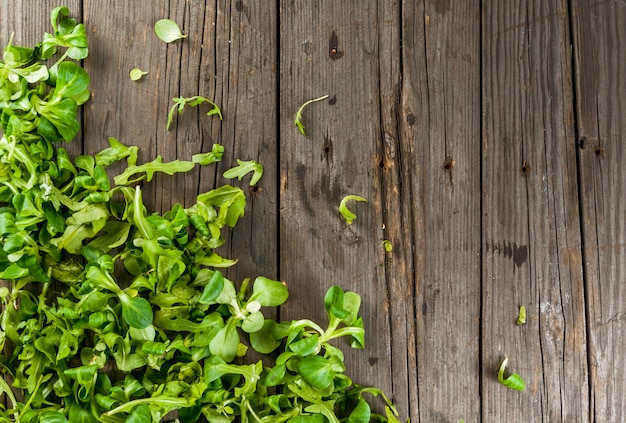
[2,1,625,421]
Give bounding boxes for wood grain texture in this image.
[278,0,394,406]
[572,0,626,421]
[401,1,482,421]
[482,0,588,421]
[376,1,417,420]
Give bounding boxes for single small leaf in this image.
[120,293,154,329]
[129,67,148,81]
[289,334,320,356]
[250,320,288,354]
[223,159,264,186]
[517,305,527,325]
[294,94,329,136]
[383,239,393,252]
[209,320,240,362]
[497,356,526,391]
[339,195,368,224]
[324,286,350,321]
[155,18,187,43]
[249,276,289,307]
[241,311,264,333]
[198,270,225,304]
[297,355,335,390]
[264,363,287,387]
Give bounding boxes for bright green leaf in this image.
[120,293,154,329]
[209,320,240,362]
[517,305,527,325]
[198,270,225,304]
[294,94,329,136]
[249,277,288,307]
[241,311,264,333]
[126,404,152,423]
[154,18,187,43]
[497,356,526,391]
[223,159,264,186]
[129,67,148,81]
[39,411,69,423]
[347,398,371,423]
[113,156,195,186]
[297,355,335,390]
[339,195,367,225]
[166,95,222,129]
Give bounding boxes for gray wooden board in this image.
[401,1,482,421]
[572,0,626,421]
[481,0,588,421]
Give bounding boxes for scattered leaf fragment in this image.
[497,356,526,391]
[192,143,225,165]
[517,305,527,325]
[154,18,187,43]
[295,94,329,136]
[129,67,148,81]
[339,195,368,224]
[223,159,264,186]
[167,95,222,129]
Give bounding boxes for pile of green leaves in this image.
[0,8,403,423]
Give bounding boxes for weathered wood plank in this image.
[572,0,626,421]
[400,1,482,421]
[376,0,417,420]
[278,0,395,412]
[481,0,588,421]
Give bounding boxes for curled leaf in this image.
[294,94,329,136]
[497,356,525,391]
[339,195,368,224]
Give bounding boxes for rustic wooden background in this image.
[2,0,625,421]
